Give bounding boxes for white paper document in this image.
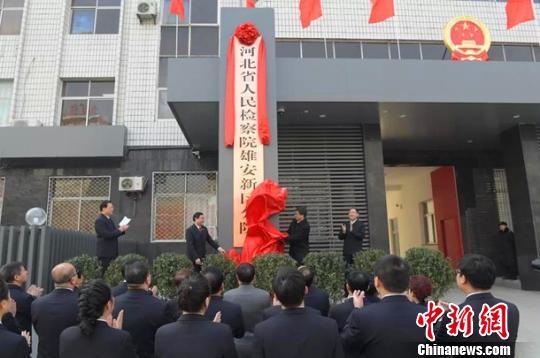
[119,216,131,227]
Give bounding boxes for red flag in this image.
[246,0,256,8]
[369,0,394,24]
[170,0,186,21]
[299,0,322,28]
[506,0,535,29]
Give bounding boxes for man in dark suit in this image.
[286,206,310,265]
[253,267,343,358]
[341,255,426,358]
[113,260,173,358]
[155,273,237,358]
[299,266,330,316]
[111,258,141,297]
[0,262,43,333]
[32,263,79,358]
[203,267,245,338]
[329,270,378,332]
[95,200,129,274]
[338,208,365,265]
[0,278,30,358]
[186,212,225,271]
[437,254,520,357]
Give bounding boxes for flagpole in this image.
[392,1,401,59]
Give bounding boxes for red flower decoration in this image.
[234,22,260,46]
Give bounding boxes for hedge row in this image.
[68,247,454,301]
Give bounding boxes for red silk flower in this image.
[234,23,260,46]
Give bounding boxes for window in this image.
[152,172,217,241]
[421,200,437,245]
[0,177,4,223]
[302,41,326,58]
[61,80,114,126]
[276,40,301,58]
[399,43,421,59]
[489,44,505,61]
[47,176,111,233]
[504,45,533,62]
[0,80,13,126]
[70,0,121,34]
[334,41,362,58]
[0,0,24,35]
[362,42,389,59]
[534,46,540,62]
[389,218,400,256]
[421,43,450,60]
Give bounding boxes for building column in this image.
[364,124,389,251]
[501,124,540,290]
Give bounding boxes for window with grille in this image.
[0,177,5,223]
[70,0,121,34]
[61,80,115,126]
[0,80,13,126]
[0,0,24,35]
[152,172,217,242]
[47,176,111,233]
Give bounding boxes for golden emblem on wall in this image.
[444,16,491,61]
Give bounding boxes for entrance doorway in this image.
[385,166,464,266]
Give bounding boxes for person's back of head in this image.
[174,268,192,288]
[51,262,77,289]
[0,261,25,284]
[272,267,306,308]
[125,260,151,290]
[408,275,432,305]
[346,270,370,294]
[121,258,142,280]
[0,278,10,317]
[78,279,112,336]
[203,267,224,295]
[457,254,496,292]
[236,263,255,285]
[373,255,410,295]
[178,273,210,314]
[298,266,315,288]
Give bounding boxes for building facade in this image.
[0,0,540,289]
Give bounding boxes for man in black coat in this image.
[94,201,129,273]
[437,254,520,357]
[186,212,225,271]
[0,262,43,333]
[338,208,366,265]
[0,278,30,358]
[299,266,330,316]
[286,206,310,265]
[341,255,426,358]
[32,263,79,358]
[203,267,245,338]
[253,268,343,358]
[494,222,519,279]
[329,270,378,332]
[113,260,173,358]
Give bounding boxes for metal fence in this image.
[0,226,96,292]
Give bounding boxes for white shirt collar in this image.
[350,219,358,225]
[381,292,407,299]
[466,291,491,298]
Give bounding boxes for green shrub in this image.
[303,252,346,303]
[152,253,193,299]
[67,255,101,282]
[405,247,455,299]
[203,254,237,291]
[252,253,297,292]
[104,254,148,287]
[353,249,386,273]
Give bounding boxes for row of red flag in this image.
[170,0,536,30]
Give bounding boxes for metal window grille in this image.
[47,176,111,233]
[278,126,369,252]
[0,177,5,223]
[152,172,218,242]
[493,169,513,230]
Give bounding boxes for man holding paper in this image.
[95,200,129,274]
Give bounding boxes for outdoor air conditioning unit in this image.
[119,176,146,192]
[136,0,158,24]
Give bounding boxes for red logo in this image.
[444,16,491,61]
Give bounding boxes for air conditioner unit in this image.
[119,176,146,192]
[136,0,157,24]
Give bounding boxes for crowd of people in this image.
[0,251,520,358]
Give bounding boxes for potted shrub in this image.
[252,253,297,292]
[303,252,347,303]
[405,247,455,299]
[203,254,237,291]
[152,253,193,299]
[104,253,148,287]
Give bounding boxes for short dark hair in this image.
[174,268,192,288]
[298,266,315,287]
[125,261,150,285]
[236,263,255,284]
[203,267,224,294]
[99,200,112,212]
[458,254,496,290]
[272,267,305,308]
[193,212,204,221]
[295,206,307,217]
[121,258,143,279]
[178,273,210,313]
[0,279,9,302]
[373,255,410,293]
[0,262,25,283]
[346,270,370,292]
